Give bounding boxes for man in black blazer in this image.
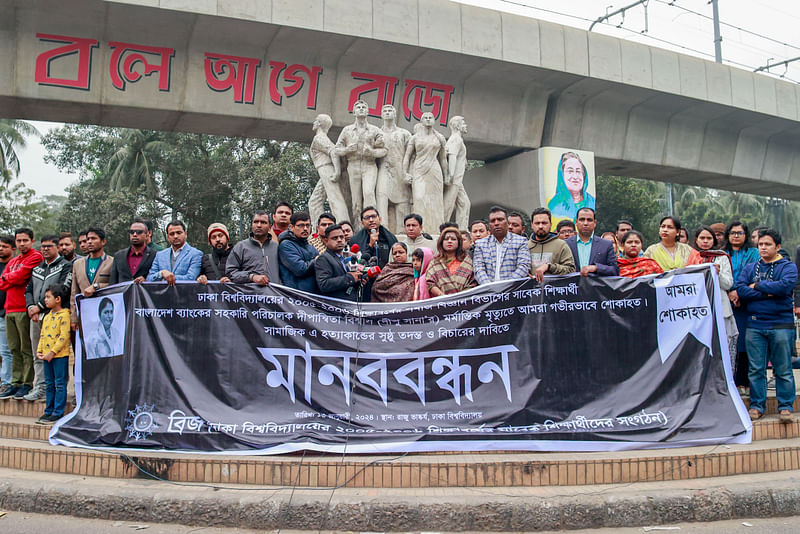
[566,208,618,276]
[110,218,157,284]
[314,224,362,301]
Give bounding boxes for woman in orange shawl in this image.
[426,226,477,297]
[618,230,663,278]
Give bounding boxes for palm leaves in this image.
[106,129,170,194]
[0,119,40,185]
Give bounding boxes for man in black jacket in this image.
[198,223,232,284]
[349,206,397,268]
[110,218,157,285]
[24,234,73,401]
[315,225,362,301]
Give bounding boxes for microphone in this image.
[349,243,362,262]
[370,228,377,235]
[366,265,382,279]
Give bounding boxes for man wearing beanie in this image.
[110,218,157,284]
[197,223,232,284]
[710,223,726,245]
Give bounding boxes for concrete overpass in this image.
[2,0,800,211]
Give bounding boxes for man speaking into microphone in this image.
[350,207,398,268]
[349,207,397,302]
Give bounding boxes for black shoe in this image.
[0,385,17,399]
[12,386,29,399]
[46,414,62,422]
[35,415,53,425]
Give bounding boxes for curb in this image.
[0,469,798,531]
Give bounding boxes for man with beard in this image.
[278,212,318,292]
[24,235,73,401]
[57,233,79,262]
[527,208,575,282]
[110,219,157,284]
[226,211,281,285]
[197,223,232,284]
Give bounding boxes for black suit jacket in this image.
[315,250,359,301]
[565,235,619,276]
[110,246,157,284]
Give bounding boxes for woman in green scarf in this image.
[547,151,595,227]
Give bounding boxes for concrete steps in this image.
[0,395,796,489]
[0,413,797,488]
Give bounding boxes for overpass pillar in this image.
[464,150,542,222]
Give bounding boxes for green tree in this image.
[0,180,48,235]
[0,119,40,184]
[43,125,318,250]
[107,129,170,195]
[596,175,663,243]
[57,178,165,253]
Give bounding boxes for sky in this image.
[14,0,800,198]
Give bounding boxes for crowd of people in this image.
[0,201,796,424]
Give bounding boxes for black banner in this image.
[51,265,751,454]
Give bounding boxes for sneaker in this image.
[35,415,53,425]
[12,386,30,399]
[767,377,776,390]
[47,414,63,422]
[0,385,17,399]
[23,388,45,402]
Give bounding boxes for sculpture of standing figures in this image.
[375,104,412,234]
[335,99,387,220]
[308,114,350,226]
[403,112,449,234]
[444,116,471,230]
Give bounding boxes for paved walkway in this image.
[0,466,796,531]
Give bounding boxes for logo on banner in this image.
[125,403,159,441]
[654,273,713,363]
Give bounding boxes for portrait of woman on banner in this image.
[547,151,595,226]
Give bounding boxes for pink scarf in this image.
[413,247,434,301]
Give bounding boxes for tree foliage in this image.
[43,126,317,251]
[0,180,61,238]
[596,175,664,243]
[0,119,40,184]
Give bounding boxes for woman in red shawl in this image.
[371,242,415,302]
[618,230,663,278]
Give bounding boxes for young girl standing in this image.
[35,284,71,425]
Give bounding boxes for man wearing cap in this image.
[710,223,726,245]
[110,218,157,285]
[197,223,232,284]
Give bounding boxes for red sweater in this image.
[0,249,43,313]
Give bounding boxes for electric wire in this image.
[496,0,800,83]
[654,0,800,53]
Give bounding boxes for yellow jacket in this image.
[37,309,71,359]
